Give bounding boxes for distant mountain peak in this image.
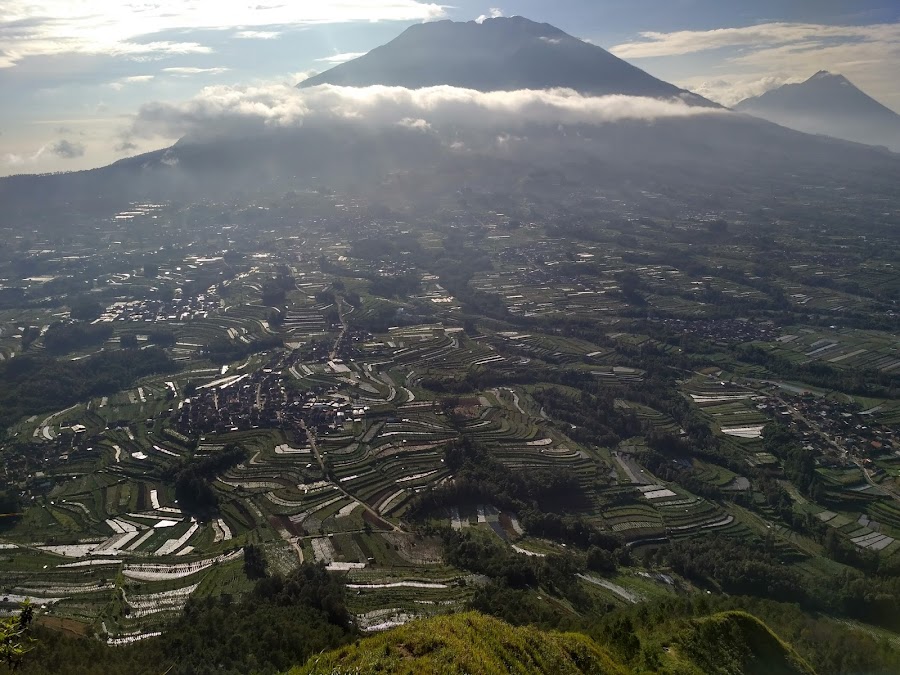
[473,14,564,31]
[298,16,715,105]
[403,15,569,39]
[807,70,849,85]
[735,71,900,151]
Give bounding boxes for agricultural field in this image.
[1,193,899,650]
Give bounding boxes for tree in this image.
[0,490,22,533]
[268,309,285,328]
[1,601,34,671]
[43,321,114,354]
[69,297,104,321]
[157,285,175,304]
[615,270,646,306]
[147,329,177,347]
[586,546,617,575]
[707,219,729,236]
[20,326,40,351]
[262,281,287,307]
[120,334,139,349]
[0,490,21,515]
[143,263,159,278]
[244,544,268,579]
[262,273,295,307]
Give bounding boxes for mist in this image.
[126,83,728,145]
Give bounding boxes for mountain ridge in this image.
[1,17,899,220]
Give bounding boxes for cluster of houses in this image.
[759,394,897,468]
[170,353,368,437]
[96,293,220,324]
[654,318,778,344]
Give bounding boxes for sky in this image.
[1,0,898,176]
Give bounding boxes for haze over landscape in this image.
[0,3,899,675]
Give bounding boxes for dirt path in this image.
[329,297,348,360]
[302,420,401,532]
[613,453,655,485]
[577,574,644,603]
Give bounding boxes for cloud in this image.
[610,22,900,59]
[397,117,432,130]
[476,8,504,24]
[611,22,900,112]
[0,1,448,67]
[676,74,806,107]
[3,151,31,166]
[49,139,86,158]
[124,83,726,144]
[162,67,230,76]
[0,39,210,69]
[233,30,282,40]
[292,70,320,84]
[5,138,86,165]
[315,52,367,65]
[109,74,156,90]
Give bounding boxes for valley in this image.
[0,11,899,675]
[0,187,897,665]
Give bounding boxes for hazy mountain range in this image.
[1,17,898,224]
[736,71,900,151]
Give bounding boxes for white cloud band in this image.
[125,83,727,143]
[315,52,368,64]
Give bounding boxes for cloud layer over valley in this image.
[125,82,727,145]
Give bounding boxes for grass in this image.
[668,611,815,675]
[289,611,628,675]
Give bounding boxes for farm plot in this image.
[616,401,682,436]
[122,550,244,581]
[602,503,665,540]
[682,377,756,407]
[769,328,899,374]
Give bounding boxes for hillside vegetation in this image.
[288,611,814,675]
[671,611,816,675]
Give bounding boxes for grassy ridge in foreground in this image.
[672,611,817,675]
[291,611,628,675]
[288,610,816,675]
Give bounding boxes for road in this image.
[852,458,900,502]
[300,420,326,473]
[508,389,525,415]
[329,297,348,360]
[301,420,402,532]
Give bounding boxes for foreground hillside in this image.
[289,611,815,675]
[672,611,816,675]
